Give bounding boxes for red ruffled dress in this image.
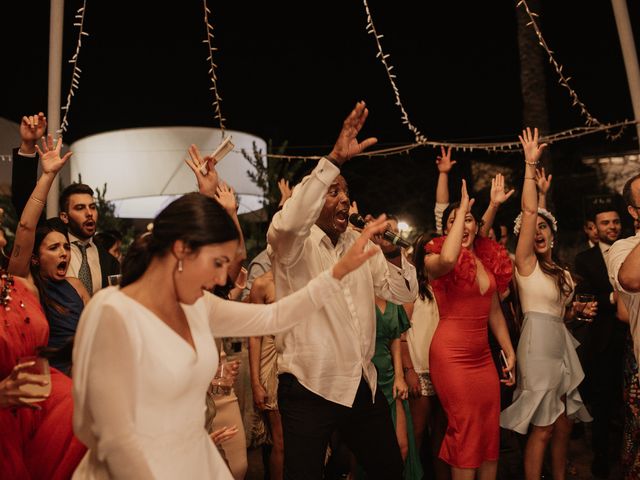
[425,237,512,468]
[0,276,86,479]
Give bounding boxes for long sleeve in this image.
[76,302,155,479]
[370,248,418,305]
[267,158,339,266]
[10,148,39,219]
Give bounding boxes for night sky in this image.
[2,1,640,234]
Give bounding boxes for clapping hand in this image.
[35,134,72,175]
[185,144,219,198]
[436,146,457,173]
[327,101,377,166]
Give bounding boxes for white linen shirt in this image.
[267,158,418,407]
[606,231,640,363]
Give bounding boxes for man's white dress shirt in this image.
[67,232,102,295]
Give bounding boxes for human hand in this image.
[572,300,598,320]
[185,144,219,198]
[435,146,457,173]
[0,361,50,409]
[222,358,241,383]
[214,182,237,217]
[393,376,409,400]
[210,425,239,445]
[20,113,47,153]
[35,134,72,175]
[404,368,421,398]
[535,167,552,196]
[332,215,388,280]
[501,351,516,387]
[518,127,547,166]
[277,178,292,207]
[490,173,515,207]
[459,179,475,214]
[327,101,377,165]
[252,382,269,410]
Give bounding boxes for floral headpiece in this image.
[513,207,558,236]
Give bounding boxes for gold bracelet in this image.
[524,160,538,166]
[524,177,536,180]
[31,196,46,206]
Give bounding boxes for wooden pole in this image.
[47,0,64,217]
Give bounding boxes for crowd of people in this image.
[1,104,640,480]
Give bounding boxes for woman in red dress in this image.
[425,180,515,480]
[1,127,86,478]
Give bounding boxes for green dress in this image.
[372,302,423,480]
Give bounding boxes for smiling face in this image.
[61,193,98,240]
[534,215,554,257]
[36,231,71,281]
[315,175,350,245]
[594,211,621,246]
[175,239,239,304]
[445,208,478,249]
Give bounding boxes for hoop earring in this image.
[178,260,183,273]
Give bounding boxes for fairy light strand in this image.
[202,0,226,135]
[362,0,427,144]
[517,0,626,140]
[59,0,88,134]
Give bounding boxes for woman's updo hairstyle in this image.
[121,193,240,287]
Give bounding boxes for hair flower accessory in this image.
[513,207,558,236]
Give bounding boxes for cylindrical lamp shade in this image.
[68,127,266,218]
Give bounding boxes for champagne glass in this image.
[575,293,596,322]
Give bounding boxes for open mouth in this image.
[535,238,546,248]
[56,261,68,275]
[335,210,349,226]
[84,221,96,230]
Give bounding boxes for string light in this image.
[517,0,625,140]
[361,0,427,144]
[202,0,226,135]
[59,0,88,134]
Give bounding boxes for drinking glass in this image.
[17,356,51,403]
[108,274,122,287]
[211,358,234,396]
[575,293,596,322]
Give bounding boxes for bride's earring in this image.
[178,259,183,273]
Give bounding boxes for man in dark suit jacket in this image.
[574,205,627,478]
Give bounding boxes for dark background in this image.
[1,1,639,246]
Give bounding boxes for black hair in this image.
[441,202,483,235]
[94,229,123,252]
[412,232,435,301]
[121,193,240,287]
[31,218,70,314]
[59,183,95,213]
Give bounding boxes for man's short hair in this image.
[622,173,640,207]
[59,183,95,213]
[583,195,620,222]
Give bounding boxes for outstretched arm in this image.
[8,135,72,278]
[480,173,515,238]
[425,180,474,280]
[515,128,547,276]
[435,146,456,234]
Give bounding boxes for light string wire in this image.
[60,0,88,134]
[202,0,226,136]
[362,0,427,144]
[517,0,626,140]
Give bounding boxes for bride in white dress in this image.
[71,190,390,479]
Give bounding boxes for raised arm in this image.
[11,113,47,217]
[268,102,377,264]
[535,167,552,210]
[213,182,247,282]
[8,135,72,277]
[425,180,474,280]
[435,146,456,234]
[514,128,547,276]
[480,173,514,237]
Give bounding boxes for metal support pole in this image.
[47,0,64,217]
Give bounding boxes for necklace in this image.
[1,272,14,312]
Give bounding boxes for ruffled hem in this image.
[425,236,512,293]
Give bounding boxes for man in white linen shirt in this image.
[267,102,418,479]
[607,173,640,366]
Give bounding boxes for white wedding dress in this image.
[71,272,340,479]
